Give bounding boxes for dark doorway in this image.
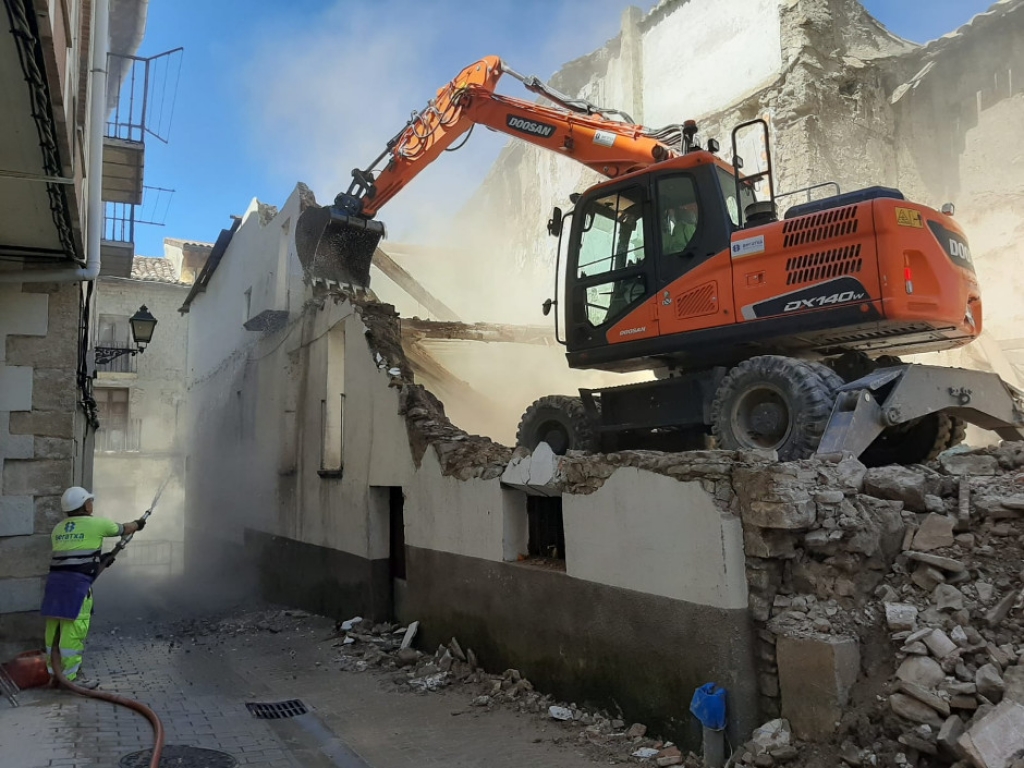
[388,486,406,580]
[527,495,565,563]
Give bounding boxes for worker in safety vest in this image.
[41,486,146,688]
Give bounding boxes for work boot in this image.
[71,674,99,690]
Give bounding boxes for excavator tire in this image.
[711,355,837,461]
[859,412,965,467]
[516,395,598,456]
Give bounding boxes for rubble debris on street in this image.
[322,616,706,765]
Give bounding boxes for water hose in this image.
[50,625,165,767]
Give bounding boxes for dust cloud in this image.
[237,0,659,444]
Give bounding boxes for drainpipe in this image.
[0,0,109,283]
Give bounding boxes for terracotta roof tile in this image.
[131,257,181,284]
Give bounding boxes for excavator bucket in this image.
[295,203,385,288]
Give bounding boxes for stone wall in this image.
[0,281,90,657]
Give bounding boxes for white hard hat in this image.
[60,486,95,513]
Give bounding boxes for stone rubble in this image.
[735,442,1024,768]
[326,616,705,766]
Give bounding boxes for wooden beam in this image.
[372,247,461,322]
[401,318,555,346]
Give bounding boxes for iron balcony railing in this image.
[94,345,138,373]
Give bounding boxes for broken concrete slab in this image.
[898,680,952,716]
[913,514,956,551]
[864,466,929,511]
[896,656,946,689]
[985,589,1020,628]
[1003,666,1024,705]
[934,584,965,612]
[940,453,1001,477]
[400,621,419,650]
[500,442,562,496]
[976,664,1006,704]
[957,699,1024,768]
[907,551,967,572]
[777,633,859,741]
[937,715,966,760]
[885,602,919,631]
[890,692,945,727]
[924,629,959,659]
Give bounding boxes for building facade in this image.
[91,251,204,582]
[0,0,150,656]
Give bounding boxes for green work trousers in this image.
[44,591,93,681]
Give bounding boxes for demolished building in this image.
[180,0,1024,756]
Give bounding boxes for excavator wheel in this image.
[711,356,839,461]
[859,412,965,467]
[516,395,598,456]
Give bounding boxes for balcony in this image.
[94,345,138,374]
[95,419,142,453]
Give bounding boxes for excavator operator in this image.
[661,180,699,255]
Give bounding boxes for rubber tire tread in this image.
[710,355,838,461]
[515,395,598,455]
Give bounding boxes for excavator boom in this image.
[295,55,681,287]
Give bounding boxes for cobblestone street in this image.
[1,596,605,768]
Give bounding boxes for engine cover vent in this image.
[675,281,719,318]
[783,205,859,248]
[786,244,863,286]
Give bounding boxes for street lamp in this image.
[94,305,159,365]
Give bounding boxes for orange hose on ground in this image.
[50,629,165,768]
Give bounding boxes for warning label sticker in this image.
[593,130,616,148]
[895,207,924,228]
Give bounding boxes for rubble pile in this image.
[328,616,704,766]
[351,297,511,479]
[737,443,1024,768]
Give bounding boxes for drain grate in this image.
[246,698,308,719]
[120,745,236,767]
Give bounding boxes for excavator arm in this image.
[295,55,684,286]
[349,55,677,217]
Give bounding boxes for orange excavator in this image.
[296,55,1024,464]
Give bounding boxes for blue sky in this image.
[131,0,998,256]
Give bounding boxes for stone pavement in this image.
[0,603,604,768]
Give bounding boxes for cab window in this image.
[575,186,648,327]
[576,187,647,279]
[715,166,757,228]
[657,176,700,255]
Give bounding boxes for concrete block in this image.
[8,410,75,438]
[0,287,49,360]
[0,413,33,459]
[745,499,816,530]
[2,458,73,496]
[0,496,34,536]
[0,533,51,579]
[34,437,73,460]
[777,632,860,741]
[30,368,77,412]
[34,495,63,534]
[0,576,43,612]
[0,365,33,411]
[957,699,1024,768]
[500,442,562,496]
[743,527,798,558]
